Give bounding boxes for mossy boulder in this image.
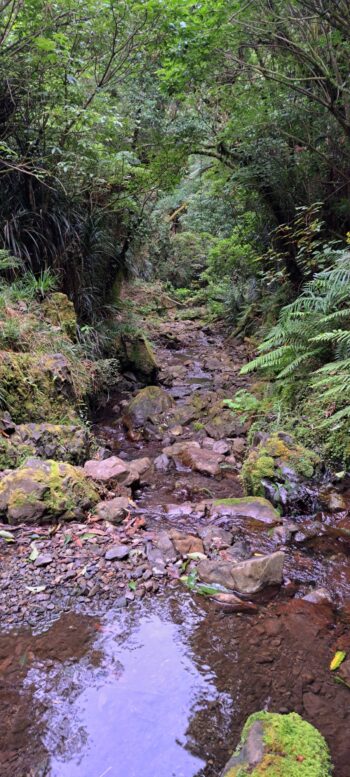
[212,497,281,525]
[0,421,92,469]
[221,711,332,776]
[123,386,174,429]
[120,333,158,380]
[0,351,79,423]
[0,458,99,524]
[204,400,247,441]
[41,292,77,340]
[242,432,321,511]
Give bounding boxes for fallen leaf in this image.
[26,585,47,594]
[0,529,15,540]
[330,650,347,671]
[81,532,96,540]
[29,544,39,562]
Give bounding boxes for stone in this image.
[169,530,204,556]
[105,545,129,561]
[41,292,77,339]
[212,497,281,525]
[84,456,129,484]
[319,486,347,512]
[153,531,177,562]
[231,436,246,455]
[0,458,99,524]
[164,502,195,518]
[302,587,333,605]
[221,711,332,776]
[123,456,152,486]
[241,431,321,511]
[94,496,131,523]
[154,453,170,472]
[34,554,53,567]
[0,422,92,469]
[164,441,223,477]
[204,409,246,441]
[198,551,284,594]
[123,386,173,429]
[120,333,158,379]
[198,525,234,551]
[202,437,230,455]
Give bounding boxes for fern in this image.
[241,248,350,430]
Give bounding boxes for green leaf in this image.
[330,650,347,671]
[0,529,15,542]
[128,580,137,591]
[29,545,39,562]
[81,532,96,540]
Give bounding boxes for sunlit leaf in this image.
[330,651,347,671]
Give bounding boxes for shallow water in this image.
[26,596,232,777]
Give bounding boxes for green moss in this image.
[193,421,205,431]
[224,712,332,777]
[41,292,77,340]
[242,432,320,497]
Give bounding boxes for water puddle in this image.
[26,595,232,777]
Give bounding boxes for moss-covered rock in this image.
[120,333,158,380]
[0,351,80,423]
[212,497,281,524]
[41,292,77,340]
[0,458,99,524]
[0,421,92,468]
[123,385,174,429]
[242,432,320,511]
[222,711,332,776]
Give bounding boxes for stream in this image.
[1,300,350,776]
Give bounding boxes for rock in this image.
[164,502,195,518]
[123,386,173,429]
[221,711,332,776]
[94,496,131,523]
[164,441,224,477]
[0,458,99,524]
[231,436,246,455]
[242,431,321,511]
[34,554,53,567]
[84,456,129,484]
[204,408,246,441]
[198,525,234,552]
[212,497,281,525]
[41,292,77,340]
[0,351,81,424]
[120,333,158,379]
[169,425,183,437]
[319,486,347,512]
[302,588,333,605]
[124,456,152,486]
[154,453,170,472]
[198,551,284,594]
[202,437,230,455]
[153,531,177,562]
[169,530,204,556]
[0,422,92,469]
[338,658,350,685]
[105,545,129,561]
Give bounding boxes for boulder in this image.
[0,351,80,424]
[123,456,152,486]
[84,456,130,484]
[242,431,321,512]
[164,441,224,477]
[94,496,132,523]
[221,711,332,776]
[198,551,284,594]
[123,386,173,429]
[204,408,246,441]
[0,458,99,524]
[41,292,77,340]
[120,333,158,379]
[212,497,281,525]
[169,530,204,556]
[0,421,92,469]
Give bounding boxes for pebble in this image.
[34,554,53,567]
[105,545,130,561]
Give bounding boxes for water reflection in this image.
[28,596,232,777]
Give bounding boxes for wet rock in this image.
[212,496,281,525]
[94,496,131,523]
[225,539,251,562]
[303,588,333,605]
[164,502,196,518]
[198,551,284,594]
[319,486,348,512]
[198,525,234,552]
[154,453,170,472]
[242,431,321,512]
[0,458,99,524]
[202,437,230,455]
[221,711,332,776]
[169,530,204,556]
[105,545,129,561]
[153,531,177,562]
[204,408,246,441]
[84,456,129,484]
[123,386,173,429]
